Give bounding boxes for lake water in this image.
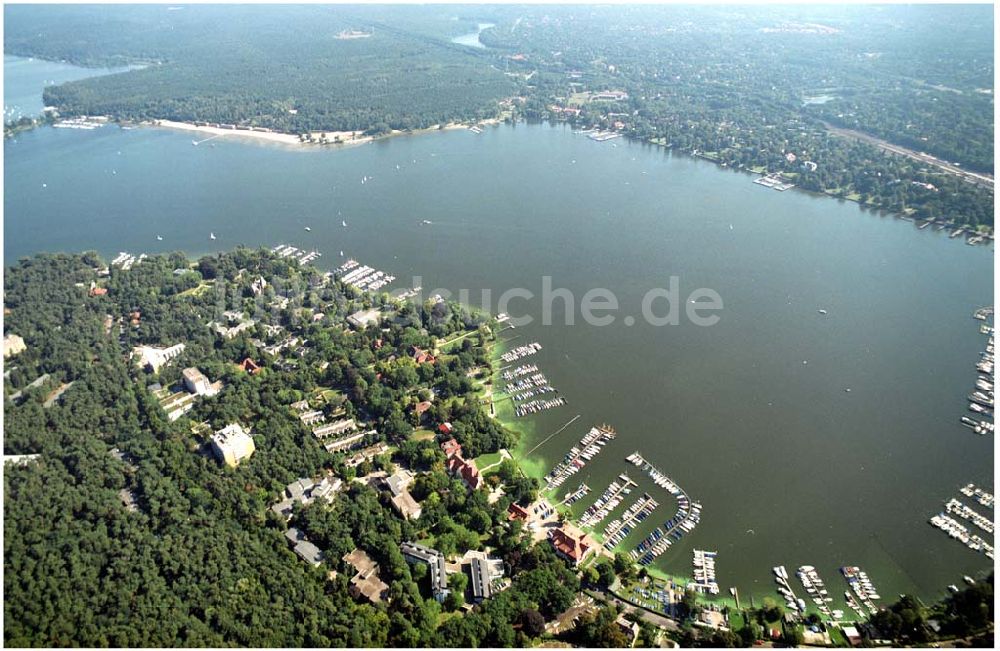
[4,58,994,606]
[451,23,495,49]
[3,54,134,119]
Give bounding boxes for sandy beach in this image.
[151,119,307,146]
[148,118,498,149]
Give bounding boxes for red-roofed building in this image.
[549,524,595,566]
[239,357,262,375]
[447,454,483,491]
[440,437,462,458]
[89,286,108,297]
[507,502,530,521]
[438,422,453,435]
[411,346,436,365]
[414,401,433,417]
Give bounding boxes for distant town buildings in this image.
[401,542,450,602]
[592,90,629,101]
[132,343,186,372]
[210,422,256,467]
[3,333,26,358]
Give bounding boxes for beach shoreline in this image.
[144,117,495,150]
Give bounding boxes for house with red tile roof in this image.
[438,422,453,435]
[440,437,462,458]
[446,454,483,491]
[239,357,262,375]
[507,502,530,521]
[414,401,433,417]
[411,346,436,365]
[549,523,595,566]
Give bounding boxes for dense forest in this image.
[2,249,600,646]
[4,4,994,228]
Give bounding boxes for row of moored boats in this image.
[541,426,617,491]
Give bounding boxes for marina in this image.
[961,308,994,435]
[334,258,396,292]
[753,173,795,191]
[514,396,566,417]
[578,474,638,528]
[772,565,806,613]
[626,453,702,565]
[690,550,719,595]
[602,493,659,550]
[541,425,617,491]
[271,244,322,265]
[559,483,591,506]
[796,565,834,618]
[500,342,543,363]
[111,251,146,270]
[944,498,994,534]
[929,513,996,559]
[960,483,994,509]
[500,364,538,381]
[841,566,880,617]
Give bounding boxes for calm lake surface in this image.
[451,23,495,48]
[4,58,994,605]
[3,54,134,119]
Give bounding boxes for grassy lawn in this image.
[411,428,436,442]
[175,280,215,298]
[475,451,504,470]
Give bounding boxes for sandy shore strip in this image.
[146,118,497,149]
[150,119,309,146]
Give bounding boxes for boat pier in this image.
[929,513,995,559]
[541,425,616,491]
[772,565,806,613]
[579,473,637,527]
[796,566,833,618]
[944,498,994,534]
[273,244,322,265]
[691,550,719,595]
[625,452,702,565]
[960,483,994,508]
[335,258,395,292]
[602,493,659,550]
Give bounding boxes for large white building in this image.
[133,343,186,372]
[3,334,26,358]
[182,367,218,396]
[210,423,256,467]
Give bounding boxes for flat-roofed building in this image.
[182,367,217,396]
[312,418,357,440]
[390,491,422,521]
[401,542,450,602]
[210,423,255,467]
[347,308,382,329]
[133,343,186,372]
[470,556,504,603]
[3,333,26,358]
[343,549,389,604]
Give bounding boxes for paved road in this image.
[824,122,994,192]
